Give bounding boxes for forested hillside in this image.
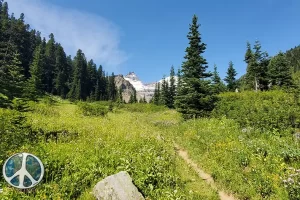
[0,0,119,106]
[286,45,300,73]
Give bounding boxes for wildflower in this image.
[287,177,294,184]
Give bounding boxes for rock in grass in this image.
[93,171,145,200]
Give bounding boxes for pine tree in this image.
[0,49,24,100]
[177,68,182,92]
[153,82,161,105]
[94,66,108,101]
[116,87,123,103]
[66,55,73,90]
[68,49,88,100]
[25,44,45,99]
[87,59,97,98]
[54,44,68,98]
[45,33,56,93]
[108,72,117,101]
[161,76,169,106]
[129,88,137,103]
[0,7,25,101]
[245,41,270,91]
[268,52,293,88]
[212,64,226,93]
[224,61,237,91]
[168,66,176,108]
[175,15,215,118]
[142,95,147,103]
[133,88,137,103]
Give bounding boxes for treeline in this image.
[0,1,119,108]
[155,15,300,118]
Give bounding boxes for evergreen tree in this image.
[253,41,269,90]
[153,82,161,105]
[95,65,108,101]
[54,44,68,98]
[129,88,137,103]
[0,6,24,101]
[68,49,88,100]
[142,95,147,103]
[87,59,97,98]
[45,33,56,93]
[108,72,117,101]
[175,15,215,118]
[116,87,123,103]
[66,55,73,90]
[168,66,176,108]
[161,76,169,106]
[25,44,45,99]
[133,88,137,103]
[212,64,226,93]
[245,41,270,91]
[0,49,24,100]
[268,52,293,88]
[177,68,182,93]
[224,61,237,91]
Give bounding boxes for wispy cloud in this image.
[6,0,128,71]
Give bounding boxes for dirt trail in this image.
[174,144,236,200]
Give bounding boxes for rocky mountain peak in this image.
[125,72,140,82]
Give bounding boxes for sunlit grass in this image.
[0,100,217,199]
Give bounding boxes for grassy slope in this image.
[168,118,300,200]
[2,97,298,200]
[0,101,218,200]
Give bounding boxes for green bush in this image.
[0,108,36,183]
[122,103,168,113]
[28,101,60,117]
[77,102,109,116]
[212,91,300,132]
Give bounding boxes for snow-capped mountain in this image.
[124,72,177,102]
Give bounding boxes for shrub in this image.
[0,109,36,182]
[212,91,300,132]
[122,103,168,113]
[77,102,109,116]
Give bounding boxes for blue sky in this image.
[7,0,300,83]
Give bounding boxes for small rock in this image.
[93,171,145,200]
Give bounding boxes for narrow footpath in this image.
[174,144,237,200]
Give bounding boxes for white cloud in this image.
[6,0,128,71]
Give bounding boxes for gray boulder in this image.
[93,171,145,200]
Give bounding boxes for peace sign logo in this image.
[2,153,44,189]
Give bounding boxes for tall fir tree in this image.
[45,33,56,93]
[168,66,176,108]
[142,95,147,103]
[25,44,45,99]
[0,3,25,100]
[175,15,215,118]
[54,44,68,98]
[129,88,137,103]
[212,64,226,93]
[161,76,169,106]
[68,49,88,100]
[224,61,238,91]
[268,52,293,88]
[245,41,270,91]
[153,82,161,105]
[87,59,97,99]
[116,87,123,103]
[0,49,24,100]
[108,72,117,101]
